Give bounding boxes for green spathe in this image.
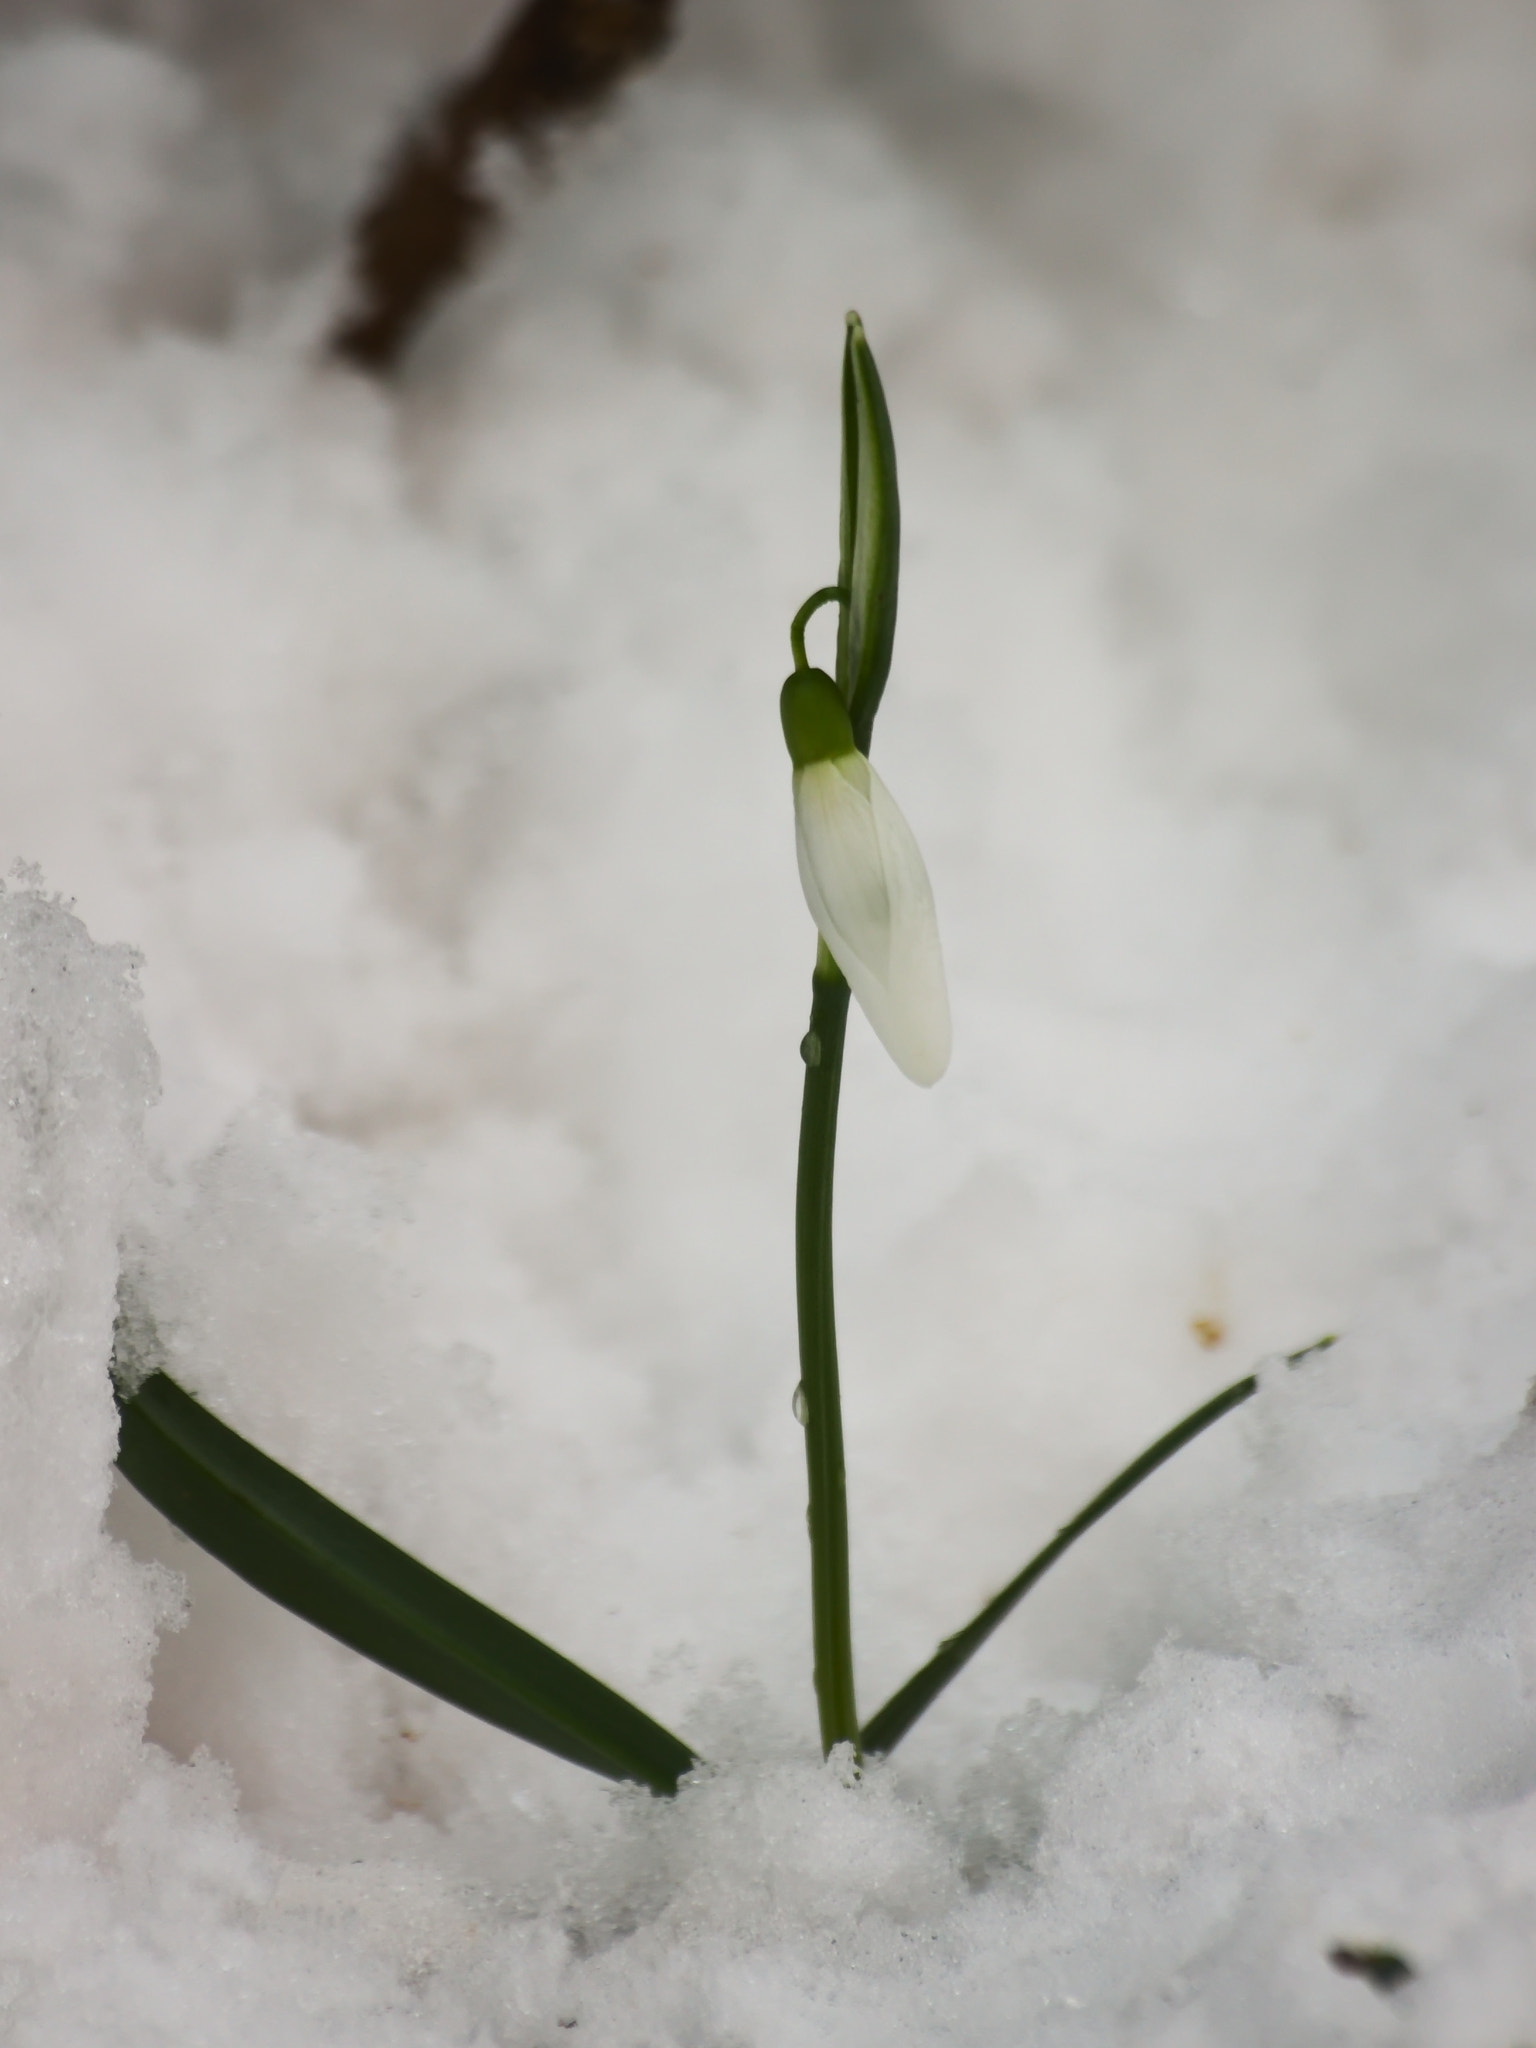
[781,666,855,768]
[838,313,900,751]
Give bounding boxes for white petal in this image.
[794,755,889,977]
[794,755,951,1085]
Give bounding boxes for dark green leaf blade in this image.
[115,1368,697,1794]
[834,311,900,752]
[859,1356,1329,1758]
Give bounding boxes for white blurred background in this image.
[4,3,1536,2041]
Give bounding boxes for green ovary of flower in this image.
[780,666,856,768]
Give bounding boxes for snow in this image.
[4,0,1536,2038]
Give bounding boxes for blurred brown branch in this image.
[329,0,677,376]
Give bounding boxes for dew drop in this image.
[800,1031,821,1067]
[792,1382,808,1425]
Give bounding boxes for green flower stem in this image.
[859,1337,1335,1757]
[790,586,846,676]
[796,946,859,1755]
[785,313,898,1760]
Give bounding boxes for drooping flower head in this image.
[781,666,951,1086]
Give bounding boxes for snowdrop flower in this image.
[781,665,951,1085]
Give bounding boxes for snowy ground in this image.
[5,1,1536,2040]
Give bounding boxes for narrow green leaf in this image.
[859,1339,1336,1757]
[834,311,900,753]
[113,1359,697,1795]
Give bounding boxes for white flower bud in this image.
[793,750,951,1085]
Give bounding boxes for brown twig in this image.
[329,0,677,376]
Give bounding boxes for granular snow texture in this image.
[4,1,1536,2041]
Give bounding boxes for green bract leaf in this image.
[113,1351,697,1795]
[835,312,900,753]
